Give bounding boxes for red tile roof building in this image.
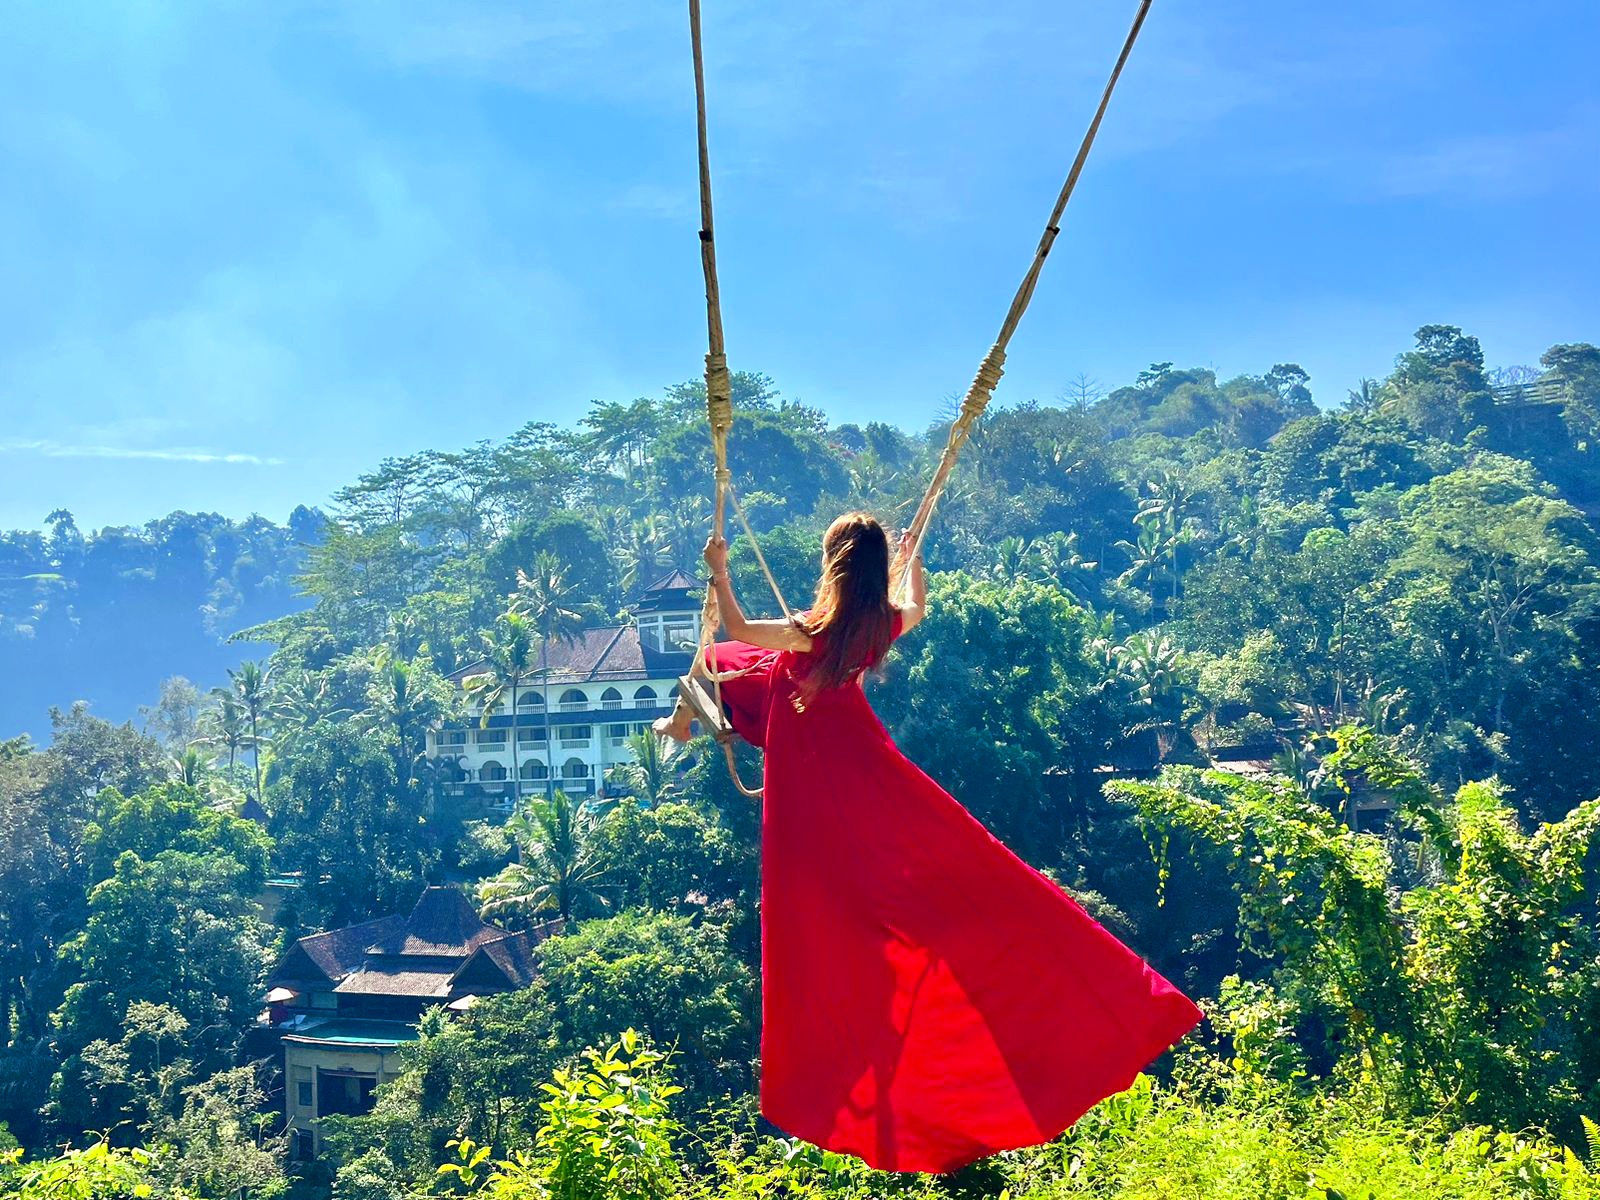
[264,887,559,1157]
[428,570,700,806]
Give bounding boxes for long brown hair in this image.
[795,512,895,696]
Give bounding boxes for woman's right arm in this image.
[896,531,926,636]
[705,536,812,652]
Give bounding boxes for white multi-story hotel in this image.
[426,570,701,804]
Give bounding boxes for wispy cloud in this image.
[1372,118,1600,200]
[608,182,696,222]
[0,440,282,465]
[1268,104,1600,203]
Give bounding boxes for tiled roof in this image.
[454,934,538,990]
[636,569,702,614]
[448,623,691,686]
[335,961,459,998]
[644,568,698,592]
[369,886,502,957]
[268,887,541,1002]
[270,915,405,986]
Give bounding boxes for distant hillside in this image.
[0,507,319,739]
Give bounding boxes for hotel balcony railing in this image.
[559,737,592,749]
[601,699,624,710]
[558,701,587,713]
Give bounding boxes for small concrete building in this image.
[263,886,557,1157]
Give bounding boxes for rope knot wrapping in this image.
[705,351,733,442]
[960,345,1008,424]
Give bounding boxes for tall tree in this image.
[608,732,674,809]
[478,792,613,924]
[510,554,588,799]
[462,613,539,808]
[361,654,447,787]
[222,662,271,806]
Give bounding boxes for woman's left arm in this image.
[704,536,812,652]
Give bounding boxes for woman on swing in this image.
[656,511,1201,1175]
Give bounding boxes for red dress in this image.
[703,619,1203,1175]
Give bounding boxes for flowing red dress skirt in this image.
[704,631,1203,1175]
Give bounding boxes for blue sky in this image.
[2,0,1595,532]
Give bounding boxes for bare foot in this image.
[653,709,692,743]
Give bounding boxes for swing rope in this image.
[892,0,1154,603]
[688,0,773,798]
[683,0,1154,792]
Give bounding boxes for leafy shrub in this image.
[0,1138,186,1200]
[436,1029,682,1200]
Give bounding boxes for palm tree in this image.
[270,668,350,758]
[1136,472,1192,608]
[385,610,427,661]
[1345,378,1381,414]
[1085,610,1123,690]
[1357,678,1403,735]
[198,692,248,781]
[364,656,443,786]
[1273,738,1335,812]
[462,612,539,808]
[1113,628,1191,761]
[225,662,272,806]
[987,536,1035,583]
[1218,494,1266,561]
[511,553,588,799]
[412,751,465,818]
[663,495,709,572]
[609,731,675,809]
[1114,516,1168,606]
[615,517,668,596]
[170,745,207,788]
[1034,531,1098,601]
[477,791,613,924]
[847,454,898,506]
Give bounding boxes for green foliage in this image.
[157,1066,287,1198]
[428,1031,682,1200]
[591,802,751,917]
[50,847,273,1136]
[479,792,614,924]
[324,986,560,1190]
[0,509,306,743]
[269,722,436,929]
[537,910,756,1105]
[83,782,271,890]
[1115,732,1600,1133]
[0,1137,184,1200]
[533,1029,683,1200]
[875,572,1113,862]
[488,513,609,607]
